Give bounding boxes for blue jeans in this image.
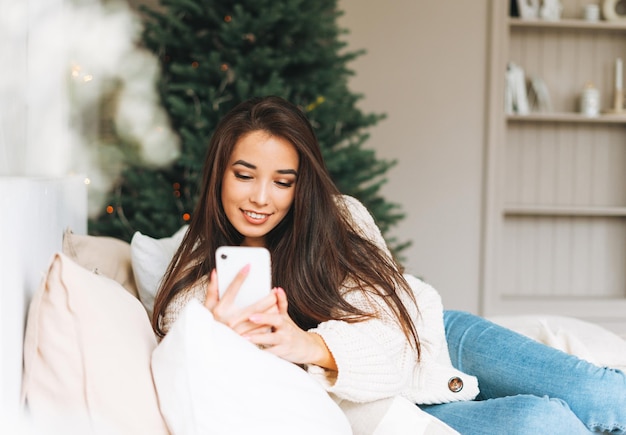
[419,311,626,435]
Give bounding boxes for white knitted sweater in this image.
[161,195,479,405]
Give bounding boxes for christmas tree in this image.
[89,0,410,255]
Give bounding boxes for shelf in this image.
[507,113,626,124]
[509,17,626,31]
[485,1,626,332]
[504,205,626,217]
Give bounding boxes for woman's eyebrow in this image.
[233,159,298,176]
[233,159,255,169]
[277,169,298,176]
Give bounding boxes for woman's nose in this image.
[250,182,269,205]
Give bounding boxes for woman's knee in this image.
[442,310,495,366]
[443,310,487,337]
[443,311,477,336]
[443,310,476,324]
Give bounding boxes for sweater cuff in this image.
[307,320,413,403]
[411,363,479,404]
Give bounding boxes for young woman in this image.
[151,96,626,434]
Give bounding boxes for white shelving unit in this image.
[483,1,626,334]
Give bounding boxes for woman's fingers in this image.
[275,286,289,314]
[229,291,278,335]
[246,289,279,314]
[211,263,256,325]
[203,269,219,311]
[243,287,336,369]
[218,263,250,306]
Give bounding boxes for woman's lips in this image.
[242,209,270,224]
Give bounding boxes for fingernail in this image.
[241,264,251,275]
[249,314,261,323]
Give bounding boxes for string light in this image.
[71,63,81,78]
[224,15,232,22]
[182,213,191,221]
[70,62,94,83]
[106,205,114,214]
[306,96,326,111]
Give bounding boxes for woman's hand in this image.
[203,266,277,336]
[245,287,337,371]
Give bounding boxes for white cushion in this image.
[21,252,169,434]
[130,225,187,316]
[339,396,459,435]
[151,300,352,435]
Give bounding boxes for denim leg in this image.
[420,394,592,435]
[440,310,626,434]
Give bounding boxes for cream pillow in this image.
[130,226,188,316]
[152,300,352,435]
[22,252,169,435]
[62,228,139,299]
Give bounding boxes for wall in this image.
[0,176,87,420]
[337,0,490,312]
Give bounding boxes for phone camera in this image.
[220,253,227,260]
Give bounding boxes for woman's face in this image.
[221,130,299,247]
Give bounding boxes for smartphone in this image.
[215,246,272,309]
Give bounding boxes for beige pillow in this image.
[22,252,169,435]
[62,228,139,299]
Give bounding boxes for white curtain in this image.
[0,0,180,216]
[0,0,73,177]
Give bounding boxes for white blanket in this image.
[489,315,626,371]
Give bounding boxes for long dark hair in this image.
[151,96,420,356]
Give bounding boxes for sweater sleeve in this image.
[402,275,479,404]
[306,195,416,402]
[160,281,206,335]
[307,291,419,403]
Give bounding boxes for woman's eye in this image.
[235,173,252,180]
[275,180,294,188]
